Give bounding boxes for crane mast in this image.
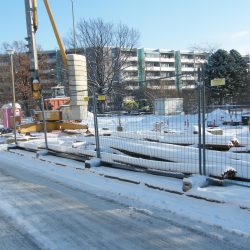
[24,0,39,84]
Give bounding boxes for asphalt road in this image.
[0,156,249,250]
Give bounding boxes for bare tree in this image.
[65,18,140,111]
[0,55,12,108]
[189,43,220,55]
[1,41,50,115]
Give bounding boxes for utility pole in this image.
[7,49,17,145]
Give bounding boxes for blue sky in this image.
[1,0,250,53]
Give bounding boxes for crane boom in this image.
[43,0,68,68]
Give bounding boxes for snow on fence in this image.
[17,104,250,182]
[88,104,250,181]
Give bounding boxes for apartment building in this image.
[0,48,248,109]
[123,48,207,91]
[38,50,68,96]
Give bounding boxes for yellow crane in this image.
[19,0,88,133]
[43,0,68,68]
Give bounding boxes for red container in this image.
[44,97,70,110]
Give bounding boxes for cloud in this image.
[230,30,250,39]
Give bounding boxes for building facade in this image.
[0,48,249,111]
[122,48,208,91]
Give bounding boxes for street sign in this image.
[211,78,225,86]
[98,95,106,101]
[84,95,106,101]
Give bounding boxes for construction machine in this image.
[18,0,89,133]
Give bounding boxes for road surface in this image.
[0,152,249,249]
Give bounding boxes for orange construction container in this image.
[44,97,70,110]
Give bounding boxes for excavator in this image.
[17,0,88,133]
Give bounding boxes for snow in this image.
[85,157,101,168]
[183,175,208,189]
[1,109,250,239]
[16,131,250,180]
[1,110,247,181]
[1,147,250,239]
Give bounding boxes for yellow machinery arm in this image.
[33,0,38,32]
[43,0,68,68]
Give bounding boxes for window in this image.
[161,53,173,59]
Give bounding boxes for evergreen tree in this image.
[204,49,248,105]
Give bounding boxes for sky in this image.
[1,0,250,54]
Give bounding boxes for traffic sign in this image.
[211,78,225,86]
[97,95,106,101]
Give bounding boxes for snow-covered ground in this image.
[0,146,250,241]
[0,108,250,242]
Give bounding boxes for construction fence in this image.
[13,97,250,185]
[90,99,250,184]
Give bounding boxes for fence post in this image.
[93,88,101,159]
[201,67,206,175]
[197,68,202,175]
[41,96,48,150]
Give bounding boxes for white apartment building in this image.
[122,48,207,91]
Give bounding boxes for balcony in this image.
[181,67,195,72]
[161,66,175,71]
[181,58,195,63]
[126,56,138,61]
[194,58,206,63]
[145,57,160,62]
[124,66,138,71]
[145,66,161,71]
[182,84,196,89]
[160,57,175,63]
[147,84,177,90]
[123,76,138,81]
[145,75,161,80]
[125,85,140,90]
[181,75,195,80]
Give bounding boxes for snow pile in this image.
[183,175,208,192]
[85,158,101,168]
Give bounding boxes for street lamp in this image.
[70,0,76,54]
[7,49,17,145]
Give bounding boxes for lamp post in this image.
[7,49,17,145]
[70,0,76,54]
